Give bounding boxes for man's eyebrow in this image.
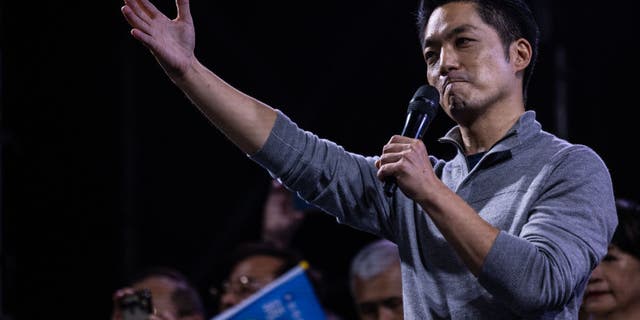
[422,24,478,48]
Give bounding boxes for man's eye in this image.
[602,254,617,262]
[456,38,473,46]
[424,51,437,64]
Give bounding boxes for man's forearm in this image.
[417,181,499,275]
[172,59,278,154]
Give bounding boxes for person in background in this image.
[111,266,206,320]
[580,198,640,320]
[349,239,403,320]
[258,177,378,318]
[260,179,306,250]
[215,242,302,312]
[213,241,342,319]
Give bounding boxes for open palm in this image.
[121,0,196,78]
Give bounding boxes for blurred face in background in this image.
[582,245,640,318]
[219,255,285,311]
[352,263,403,320]
[133,276,179,317]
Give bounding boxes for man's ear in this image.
[511,38,532,72]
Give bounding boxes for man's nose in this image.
[439,45,460,75]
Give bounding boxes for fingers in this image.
[378,152,405,168]
[382,136,426,157]
[377,141,413,169]
[130,28,155,49]
[113,287,135,301]
[376,144,401,169]
[382,142,411,155]
[176,0,193,23]
[123,0,153,22]
[111,287,135,320]
[381,135,421,158]
[386,134,414,144]
[134,0,162,19]
[376,136,427,180]
[376,155,403,182]
[121,5,152,35]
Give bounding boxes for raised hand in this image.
[120,0,278,155]
[121,0,196,79]
[261,179,305,249]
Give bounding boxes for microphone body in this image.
[383,85,440,197]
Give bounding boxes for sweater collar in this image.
[438,110,541,156]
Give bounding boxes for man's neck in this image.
[458,100,525,155]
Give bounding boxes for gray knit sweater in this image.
[251,110,617,319]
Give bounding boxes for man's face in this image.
[353,263,403,320]
[422,2,518,123]
[582,245,640,316]
[133,276,179,318]
[219,255,285,311]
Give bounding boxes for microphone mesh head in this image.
[408,85,440,119]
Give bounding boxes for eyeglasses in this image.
[217,275,271,298]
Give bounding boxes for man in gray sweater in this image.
[121,0,617,318]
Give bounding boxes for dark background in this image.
[1,1,637,319]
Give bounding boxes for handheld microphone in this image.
[383,84,440,197]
